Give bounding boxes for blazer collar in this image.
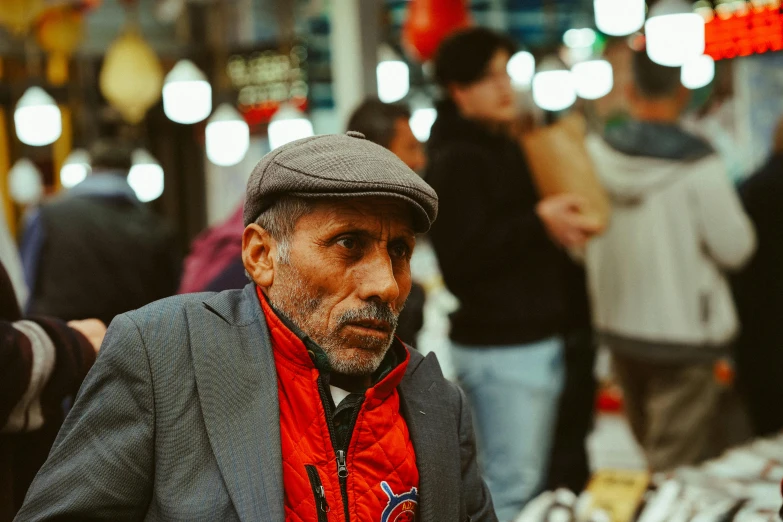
[399,351,461,522]
[190,283,285,522]
[202,283,262,326]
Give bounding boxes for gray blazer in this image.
[16,284,496,522]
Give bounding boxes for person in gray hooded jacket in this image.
[584,50,756,472]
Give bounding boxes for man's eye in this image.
[391,243,410,258]
[337,237,357,249]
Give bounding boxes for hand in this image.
[68,319,107,353]
[536,193,603,249]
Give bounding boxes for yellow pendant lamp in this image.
[36,6,85,86]
[99,25,163,124]
[0,0,44,36]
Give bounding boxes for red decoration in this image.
[705,4,783,60]
[402,0,472,63]
[240,97,308,128]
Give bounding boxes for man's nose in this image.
[357,248,400,305]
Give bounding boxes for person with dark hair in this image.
[733,116,783,437]
[347,98,426,173]
[20,140,181,325]
[584,50,756,471]
[426,27,601,520]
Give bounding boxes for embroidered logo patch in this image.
[380,481,418,522]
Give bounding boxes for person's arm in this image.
[692,159,756,271]
[0,317,99,434]
[455,383,497,521]
[15,313,154,521]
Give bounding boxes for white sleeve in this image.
[1,320,56,433]
[691,158,756,271]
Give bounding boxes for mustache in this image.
[336,302,400,332]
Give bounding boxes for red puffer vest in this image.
[258,288,420,522]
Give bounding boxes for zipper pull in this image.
[336,450,348,478]
[316,485,330,513]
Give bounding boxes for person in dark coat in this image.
[733,117,783,437]
[426,28,601,520]
[0,261,102,521]
[20,140,180,325]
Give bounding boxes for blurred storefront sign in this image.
[227,47,309,127]
[704,1,783,60]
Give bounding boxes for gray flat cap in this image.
[244,132,438,232]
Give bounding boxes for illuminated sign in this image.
[704,2,783,60]
[226,47,309,126]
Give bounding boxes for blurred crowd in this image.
[3,25,783,522]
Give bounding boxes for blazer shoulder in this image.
[123,292,218,330]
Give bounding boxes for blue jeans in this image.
[451,338,565,522]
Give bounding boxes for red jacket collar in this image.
[256,286,409,399]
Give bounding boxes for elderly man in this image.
[16,132,496,522]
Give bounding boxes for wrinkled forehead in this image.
[300,196,416,235]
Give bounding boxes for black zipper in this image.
[305,465,329,522]
[316,375,364,522]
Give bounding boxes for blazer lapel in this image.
[189,284,285,522]
[400,351,461,522]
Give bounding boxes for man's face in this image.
[450,49,517,123]
[388,118,426,172]
[266,197,415,376]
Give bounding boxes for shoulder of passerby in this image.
[426,142,497,189]
[0,315,97,434]
[739,153,783,219]
[690,155,757,271]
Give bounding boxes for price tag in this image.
[584,469,650,522]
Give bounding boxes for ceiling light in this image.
[162,59,212,124]
[681,54,715,89]
[507,51,536,89]
[14,86,62,146]
[645,0,705,67]
[572,59,614,99]
[205,103,250,166]
[594,0,646,36]
[128,148,164,202]
[9,158,44,204]
[268,103,315,150]
[60,148,92,189]
[532,58,577,112]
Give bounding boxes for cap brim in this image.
[287,191,432,233]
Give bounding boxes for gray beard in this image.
[267,263,400,376]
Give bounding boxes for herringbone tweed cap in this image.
[243,131,438,231]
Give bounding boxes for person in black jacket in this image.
[426,28,601,520]
[20,140,181,325]
[733,116,783,437]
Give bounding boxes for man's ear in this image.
[242,224,276,287]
